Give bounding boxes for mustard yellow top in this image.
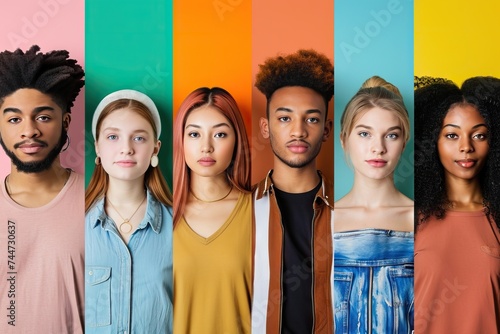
[173,192,252,334]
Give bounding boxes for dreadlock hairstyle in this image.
[414,76,500,229]
[173,87,251,227]
[255,49,334,117]
[0,45,84,112]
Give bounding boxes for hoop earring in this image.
[61,135,70,152]
[95,156,101,165]
[150,155,159,168]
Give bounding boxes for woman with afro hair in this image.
[414,76,500,334]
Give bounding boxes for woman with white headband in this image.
[84,90,173,333]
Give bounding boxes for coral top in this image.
[415,211,500,334]
[173,192,252,334]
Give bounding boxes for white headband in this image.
[92,89,162,140]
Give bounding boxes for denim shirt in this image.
[85,191,173,334]
[334,229,414,334]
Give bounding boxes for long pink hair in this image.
[173,87,251,226]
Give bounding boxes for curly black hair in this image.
[414,76,500,229]
[414,75,454,90]
[255,49,333,116]
[0,45,84,113]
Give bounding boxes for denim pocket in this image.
[389,266,414,334]
[85,266,112,328]
[334,272,353,334]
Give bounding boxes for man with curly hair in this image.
[252,49,334,333]
[0,46,85,333]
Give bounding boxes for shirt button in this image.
[89,271,93,275]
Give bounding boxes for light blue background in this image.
[334,0,414,200]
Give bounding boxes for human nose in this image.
[121,139,134,155]
[290,119,306,138]
[201,137,214,153]
[459,136,474,153]
[21,119,41,139]
[371,137,386,155]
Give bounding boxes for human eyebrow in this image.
[102,127,121,132]
[212,123,231,129]
[354,124,373,130]
[274,107,293,113]
[274,107,322,115]
[386,126,402,131]
[472,123,488,129]
[185,123,231,129]
[442,123,460,129]
[3,107,21,114]
[3,106,55,114]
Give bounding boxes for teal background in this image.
[334,0,414,200]
[85,0,173,187]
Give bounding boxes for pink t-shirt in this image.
[0,172,84,333]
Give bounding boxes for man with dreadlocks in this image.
[251,49,334,333]
[0,45,84,333]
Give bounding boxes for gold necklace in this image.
[190,184,233,203]
[107,196,146,234]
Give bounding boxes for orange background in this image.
[173,0,252,128]
[251,0,334,184]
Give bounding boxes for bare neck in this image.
[106,177,146,204]
[271,162,320,193]
[341,172,402,208]
[445,175,483,210]
[189,172,232,199]
[8,158,68,193]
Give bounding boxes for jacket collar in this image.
[254,169,333,210]
[91,189,163,234]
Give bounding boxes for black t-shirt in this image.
[274,180,321,334]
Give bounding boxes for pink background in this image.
[0,0,85,179]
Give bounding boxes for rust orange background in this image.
[251,0,334,184]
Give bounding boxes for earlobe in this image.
[154,140,162,155]
[260,117,270,139]
[63,113,71,130]
[323,119,333,142]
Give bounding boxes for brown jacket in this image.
[252,170,334,333]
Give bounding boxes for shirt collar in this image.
[91,190,163,234]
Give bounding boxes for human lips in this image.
[287,141,309,153]
[455,159,477,168]
[198,157,216,166]
[366,159,388,167]
[115,159,137,167]
[15,141,47,154]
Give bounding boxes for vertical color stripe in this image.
[85,0,173,186]
[251,0,334,184]
[334,0,414,200]
[0,0,85,177]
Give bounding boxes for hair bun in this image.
[361,75,402,99]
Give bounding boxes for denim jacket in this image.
[334,229,414,334]
[85,191,173,334]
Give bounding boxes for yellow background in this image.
[415,1,500,85]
